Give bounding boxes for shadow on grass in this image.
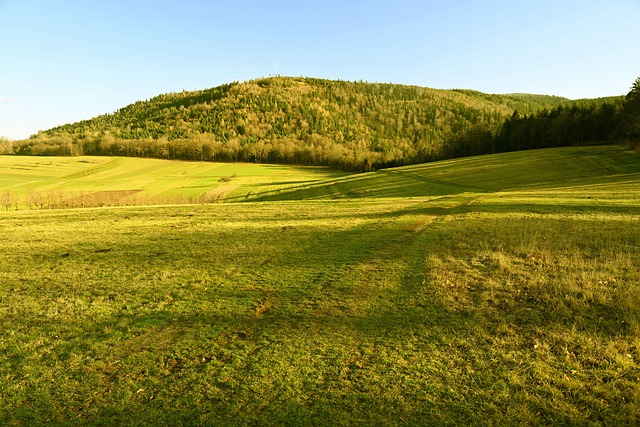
[454,201,640,216]
[2,201,639,426]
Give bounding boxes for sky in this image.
[1,0,639,140]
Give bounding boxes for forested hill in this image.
[18,76,622,170]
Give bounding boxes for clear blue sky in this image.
[1,0,639,140]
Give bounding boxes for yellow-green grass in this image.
[1,146,639,425]
[2,145,639,208]
[244,145,640,201]
[0,156,348,208]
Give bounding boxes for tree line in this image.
[7,76,639,171]
[491,78,639,154]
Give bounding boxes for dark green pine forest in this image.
[12,76,636,171]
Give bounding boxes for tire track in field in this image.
[301,195,477,318]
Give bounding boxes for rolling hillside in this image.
[41,77,572,140]
[241,145,640,201]
[0,156,347,209]
[2,145,639,209]
[16,76,615,170]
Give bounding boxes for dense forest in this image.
[8,76,636,170]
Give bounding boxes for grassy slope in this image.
[1,146,639,425]
[3,145,636,207]
[244,145,640,201]
[0,156,348,207]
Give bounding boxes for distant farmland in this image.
[0,156,347,209]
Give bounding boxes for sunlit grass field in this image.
[1,146,639,425]
[243,145,640,201]
[0,156,347,208]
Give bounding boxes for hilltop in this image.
[15,76,623,171]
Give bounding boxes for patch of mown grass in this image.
[1,182,639,425]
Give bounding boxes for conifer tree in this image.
[622,77,640,141]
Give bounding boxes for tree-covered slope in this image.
[17,77,621,170]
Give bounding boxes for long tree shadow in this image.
[3,200,639,425]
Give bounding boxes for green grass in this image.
[0,156,348,208]
[243,145,640,201]
[1,145,639,425]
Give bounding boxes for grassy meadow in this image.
[1,146,639,425]
[0,156,347,209]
